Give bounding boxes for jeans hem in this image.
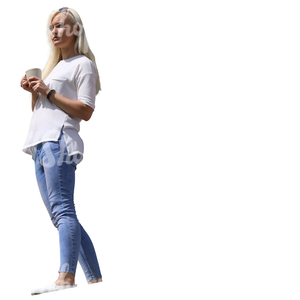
[87,276,103,283]
[58,270,76,276]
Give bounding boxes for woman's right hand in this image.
[20,75,39,97]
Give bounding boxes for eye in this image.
[49,25,54,31]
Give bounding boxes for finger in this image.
[28,76,40,82]
[21,79,27,87]
[33,85,39,92]
[20,75,27,85]
[28,80,38,88]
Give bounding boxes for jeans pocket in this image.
[39,140,63,168]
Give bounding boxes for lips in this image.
[53,36,60,41]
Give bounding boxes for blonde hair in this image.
[42,8,101,93]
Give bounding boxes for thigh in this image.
[40,139,78,226]
[35,151,53,220]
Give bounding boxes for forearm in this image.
[31,93,39,111]
[47,90,93,121]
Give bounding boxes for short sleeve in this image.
[75,59,98,110]
[76,73,96,110]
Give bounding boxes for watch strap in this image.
[47,89,56,100]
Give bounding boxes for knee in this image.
[52,213,79,229]
[51,216,59,228]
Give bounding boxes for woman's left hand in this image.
[28,76,51,97]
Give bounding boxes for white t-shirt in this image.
[22,55,97,162]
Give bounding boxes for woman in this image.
[20,7,102,295]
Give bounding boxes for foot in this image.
[55,272,75,286]
[55,279,75,286]
[88,277,103,285]
[31,282,77,295]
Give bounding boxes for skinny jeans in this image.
[33,131,102,282]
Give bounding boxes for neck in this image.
[61,46,78,60]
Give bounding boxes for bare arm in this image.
[28,76,94,121]
[20,75,39,111]
[48,90,94,121]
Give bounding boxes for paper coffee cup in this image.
[25,68,42,82]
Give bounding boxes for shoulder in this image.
[74,55,97,77]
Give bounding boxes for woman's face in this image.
[50,13,77,49]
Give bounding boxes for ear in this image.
[73,22,81,36]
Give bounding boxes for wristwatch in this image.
[47,89,56,100]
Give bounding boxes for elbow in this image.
[83,115,91,121]
[82,105,94,121]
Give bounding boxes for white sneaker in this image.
[31,283,77,295]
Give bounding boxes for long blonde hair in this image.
[42,8,101,94]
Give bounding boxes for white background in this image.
[1,0,300,299]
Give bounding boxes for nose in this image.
[51,30,58,40]
[51,26,58,35]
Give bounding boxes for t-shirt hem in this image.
[22,141,84,163]
[22,138,61,155]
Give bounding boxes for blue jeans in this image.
[34,132,102,282]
